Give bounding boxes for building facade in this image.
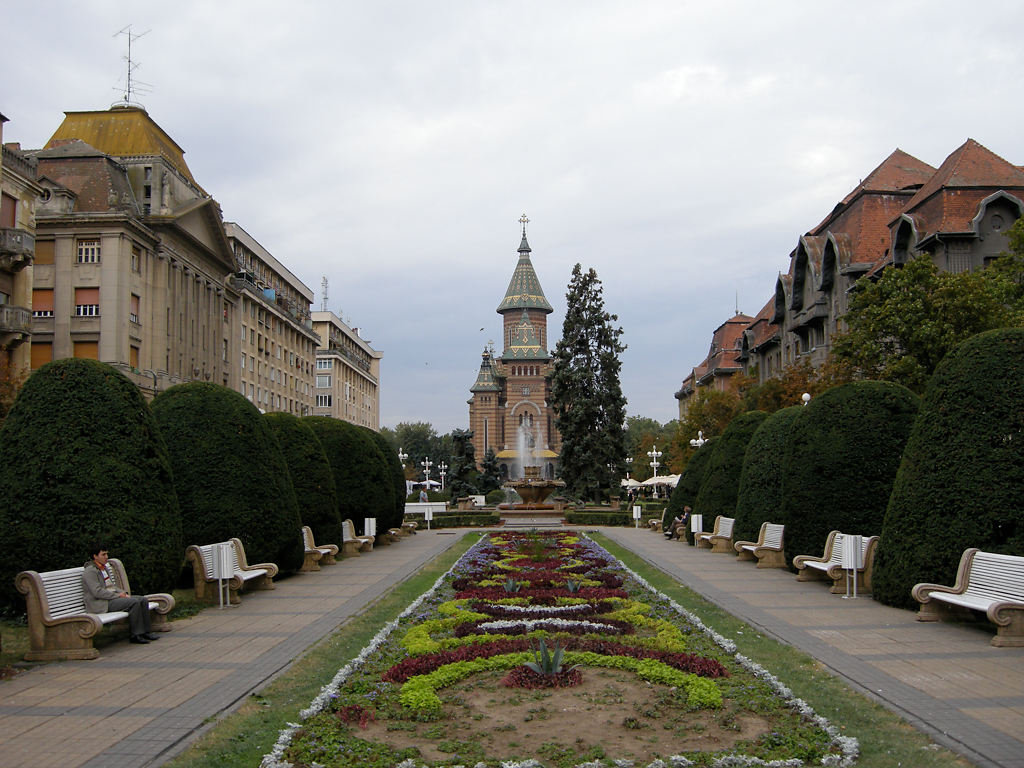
[468,227,560,477]
[676,140,1024,418]
[226,223,318,414]
[1,114,42,381]
[311,311,382,430]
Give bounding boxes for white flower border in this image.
[261,532,859,768]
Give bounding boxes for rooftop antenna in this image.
[735,290,740,316]
[113,25,152,108]
[320,276,328,312]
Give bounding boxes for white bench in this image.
[185,538,278,604]
[301,525,339,571]
[696,516,735,553]
[15,558,175,661]
[912,548,1024,647]
[404,502,449,516]
[733,522,786,568]
[342,519,374,553]
[793,531,879,594]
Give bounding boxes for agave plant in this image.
[502,576,522,593]
[524,638,579,677]
[564,579,582,594]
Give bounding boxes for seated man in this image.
[82,543,160,644]
[664,507,691,540]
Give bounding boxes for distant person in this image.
[665,513,684,539]
[82,542,159,645]
[419,488,428,503]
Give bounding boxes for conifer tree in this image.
[477,448,502,494]
[550,264,628,501]
[446,428,478,499]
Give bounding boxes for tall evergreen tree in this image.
[478,448,503,494]
[550,264,628,501]
[446,428,478,499]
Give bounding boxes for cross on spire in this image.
[519,213,530,236]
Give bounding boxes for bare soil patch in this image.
[361,667,771,764]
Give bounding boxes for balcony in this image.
[0,228,35,271]
[0,304,32,345]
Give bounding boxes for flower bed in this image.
[262,532,857,768]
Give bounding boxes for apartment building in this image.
[311,310,381,430]
[226,223,318,414]
[1,113,42,381]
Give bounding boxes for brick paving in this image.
[2,526,1022,768]
[601,527,1024,768]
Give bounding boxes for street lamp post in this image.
[689,431,706,449]
[625,457,633,479]
[647,445,662,478]
[421,458,433,488]
[439,462,448,491]
[397,448,408,467]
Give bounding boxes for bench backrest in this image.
[195,542,242,579]
[302,526,315,549]
[964,550,1024,602]
[763,523,784,549]
[39,566,90,619]
[341,519,363,542]
[717,517,735,538]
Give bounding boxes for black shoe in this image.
[143,633,160,641]
[130,634,151,644]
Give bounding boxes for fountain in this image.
[498,423,565,510]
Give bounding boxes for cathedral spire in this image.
[518,212,531,255]
[497,215,552,314]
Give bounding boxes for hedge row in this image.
[404,513,501,528]
[564,511,633,526]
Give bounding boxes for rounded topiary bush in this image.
[151,383,304,572]
[0,359,182,612]
[873,328,1024,609]
[779,380,919,570]
[733,406,803,544]
[663,437,718,542]
[304,417,396,538]
[363,426,407,533]
[694,411,769,529]
[264,412,342,545]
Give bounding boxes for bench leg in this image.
[25,621,100,662]
[341,541,361,558]
[755,550,787,569]
[151,612,172,632]
[320,552,338,565]
[710,539,733,554]
[300,551,322,572]
[735,548,756,562]
[795,567,827,584]
[829,571,870,595]
[993,611,1024,647]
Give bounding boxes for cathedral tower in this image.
[468,217,560,478]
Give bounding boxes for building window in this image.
[75,287,100,316]
[34,240,55,265]
[130,345,139,369]
[131,246,142,273]
[32,289,54,317]
[129,294,140,324]
[316,374,331,388]
[31,342,53,369]
[241,354,246,370]
[317,394,332,407]
[316,358,332,369]
[73,341,99,359]
[77,239,101,264]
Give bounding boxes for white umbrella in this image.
[621,478,641,488]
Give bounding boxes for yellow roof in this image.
[495,449,559,459]
[46,106,199,187]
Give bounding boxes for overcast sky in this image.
[6,1,1024,433]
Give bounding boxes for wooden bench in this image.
[342,519,374,553]
[301,526,339,571]
[733,522,786,568]
[793,531,879,594]
[185,538,278,604]
[912,548,1024,647]
[400,521,418,535]
[648,518,662,532]
[696,516,735,553]
[15,558,174,661]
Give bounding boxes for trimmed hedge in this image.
[264,412,342,545]
[733,406,803,544]
[304,417,395,538]
[404,512,501,528]
[663,437,718,543]
[873,328,1024,609]
[779,380,919,570]
[363,427,407,533]
[694,411,769,530]
[151,383,304,573]
[563,511,633,526]
[0,359,183,612]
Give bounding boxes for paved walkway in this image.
[602,527,1024,768]
[2,527,1022,768]
[0,532,461,768]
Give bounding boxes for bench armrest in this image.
[912,548,978,603]
[230,537,279,578]
[793,530,839,569]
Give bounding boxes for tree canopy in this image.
[830,253,1016,392]
[550,264,628,500]
[446,428,478,499]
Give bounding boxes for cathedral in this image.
[468,218,561,478]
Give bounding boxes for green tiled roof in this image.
[470,348,503,392]
[502,310,550,361]
[496,235,553,314]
